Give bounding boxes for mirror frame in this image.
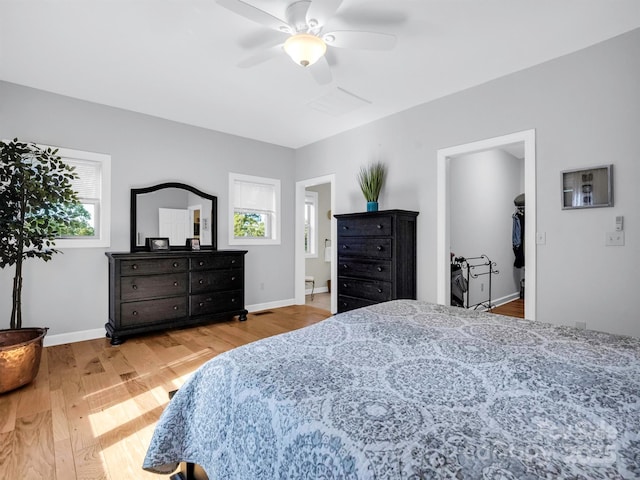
[130,182,218,252]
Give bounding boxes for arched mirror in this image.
[130,182,217,252]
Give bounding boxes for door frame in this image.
[436,129,536,320]
[295,174,336,313]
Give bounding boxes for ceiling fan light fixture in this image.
[283,33,326,67]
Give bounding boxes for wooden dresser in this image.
[335,210,418,313]
[105,250,247,344]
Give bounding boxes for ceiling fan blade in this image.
[309,56,332,85]
[306,0,343,29]
[217,0,291,33]
[323,30,396,50]
[237,44,284,68]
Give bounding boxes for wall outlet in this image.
[606,231,625,246]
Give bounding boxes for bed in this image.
[143,300,640,478]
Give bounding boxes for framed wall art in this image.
[561,164,613,209]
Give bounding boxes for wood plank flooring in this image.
[490,298,525,318]
[0,305,330,479]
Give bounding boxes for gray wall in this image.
[0,81,296,338]
[295,28,640,337]
[450,149,524,307]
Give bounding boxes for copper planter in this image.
[0,327,48,394]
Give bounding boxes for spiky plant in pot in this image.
[357,161,386,211]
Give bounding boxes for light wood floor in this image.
[0,305,330,479]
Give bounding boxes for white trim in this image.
[437,129,536,320]
[295,174,336,314]
[246,298,295,312]
[44,328,106,347]
[228,172,281,245]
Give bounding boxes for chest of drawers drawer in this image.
[338,259,392,282]
[191,269,243,294]
[121,297,188,326]
[120,258,188,276]
[120,273,188,301]
[338,277,392,302]
[191,255,243,271]
[337,238,392,259]
[191,290,244,316]
[338,215,392,236]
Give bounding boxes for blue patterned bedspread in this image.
[143,300,640,478]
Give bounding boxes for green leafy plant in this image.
[357,161,386,202]
[0,139,81,329]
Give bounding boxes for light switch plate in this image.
[606,231,625,246]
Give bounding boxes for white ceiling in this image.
[1,1,639,149]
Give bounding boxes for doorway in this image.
[295,174,336,313]
[436,130,536,320]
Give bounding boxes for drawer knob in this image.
[132,284,138,290]
[343,283,348,288]
[199,279,204,284]
[199,302,205,307]
[199,261,204,266]
[173,262,179,268]
[342,226,349,230]
[132,264,138,270]
[231,276,236,281]
[132,311,138,316]
[377,245,383,251]
[173,305,179,311]
[231,298,236,303]
[342,264,348,269]
[174,281,179,286]
[342,245,348,249]
[377,267,383,272]
[377,224,383,229]
[378,288,383,293]
[231,259,236,264]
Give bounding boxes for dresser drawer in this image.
[337,295,377,313]
[338,216,392,237]
[120,258,188,276]
[191,255,244,271]
[121,297,188,327]
[338,238,392,259]
[190,290,244,316]
[120,273,188,301]
[338,278,392,302]
[191,270,243,294]
[338,259,392,282]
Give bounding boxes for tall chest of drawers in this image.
[105,250,247,344]
[335,210,418,313]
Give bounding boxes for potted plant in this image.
[357,161,386,212]
[0,138,81,393]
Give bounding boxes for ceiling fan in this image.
[217,0,397,84]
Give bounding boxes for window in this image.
[229,173,280,245]
[304,191,318,257]
[53,146,111,248]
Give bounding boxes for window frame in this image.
[304,191,318,258]
[49,146,111,249]
[228,172,281,246]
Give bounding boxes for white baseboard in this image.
[246,298,295,312]
[45,328,106,347]
[305,286,329,295]
[493,292,521,307]
[44,298,300,347]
